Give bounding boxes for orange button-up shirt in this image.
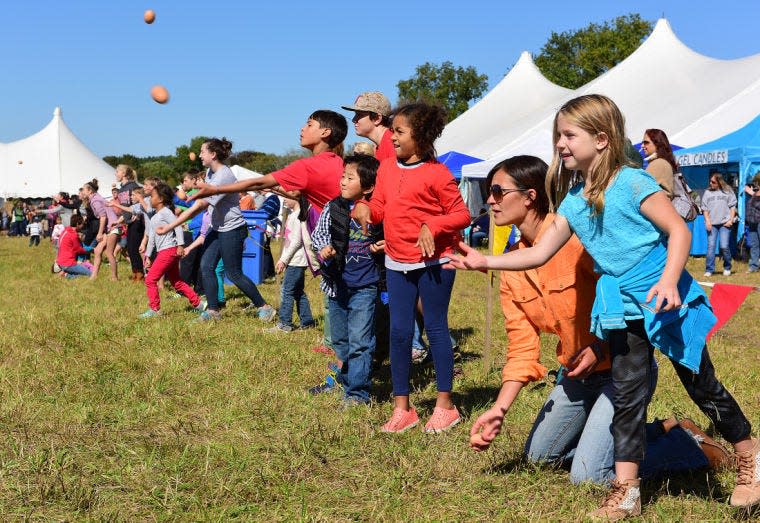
[499,214,610,384]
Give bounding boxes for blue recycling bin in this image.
[225,210,266,285]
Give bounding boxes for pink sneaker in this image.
[381,408,419,433]
[424,406,461,434]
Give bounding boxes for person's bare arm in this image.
[189,174,279,200]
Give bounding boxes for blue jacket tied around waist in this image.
[590,241,716,372]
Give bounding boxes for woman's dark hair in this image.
[297,194,309,222]
[153,181,176,211]
[309,110,348,149]
[644,128,678,173]
[343,153,379,191]
[70,214,84,229]
[393,102,447,161]
[84,178,99,193]
[485,155,551,217]
[204,138,233,162]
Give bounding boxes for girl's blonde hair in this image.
[546,94,632,214]
[116,164,136,181]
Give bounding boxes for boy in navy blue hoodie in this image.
[309,154,381,405]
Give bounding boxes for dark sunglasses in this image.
[489,184,525,203]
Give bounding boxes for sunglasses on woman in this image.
[489,184,525,203]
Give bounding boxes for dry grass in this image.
[0,236,758,520]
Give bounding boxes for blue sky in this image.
[1,1,758,158]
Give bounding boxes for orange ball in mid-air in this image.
[150,85,170,104]
[144,9,155,24]
[189,152,197,161]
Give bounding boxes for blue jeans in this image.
[60,264,92,278]
[748,223,760,271]
[387,265,456,396]
[201,226,265,311]
[524,362,708,484]
[706,225,732,272]
[329,283,377,403]
[279,265,314,328]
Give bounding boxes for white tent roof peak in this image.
[0,108,116,198]
[463,17,760,177]
[435,49,571,158]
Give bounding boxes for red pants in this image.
[145,248,200,311]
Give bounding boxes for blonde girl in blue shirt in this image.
[449,94,757,519]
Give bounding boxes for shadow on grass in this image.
[642,469,730,505]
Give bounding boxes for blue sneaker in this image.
[308,374,339,395]
[139,309,161,319]
[195,310,221,323]
[257,305,276,322]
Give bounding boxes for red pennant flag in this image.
[706,283,754,341]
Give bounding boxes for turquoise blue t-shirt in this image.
[557,166,664,277]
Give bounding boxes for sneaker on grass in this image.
[424,406,461,434]
[308,374,339,395]
[265,323,294,334]
[257,305,276,322]
[381,407,419,433]
[139,309,161,319]
[195,309,221,323]
[192,297,208,312]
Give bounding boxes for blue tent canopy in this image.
[438,150,484,218]
[675,113,760,230]
[437,151,482,180]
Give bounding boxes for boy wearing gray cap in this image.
[342,92,395,162]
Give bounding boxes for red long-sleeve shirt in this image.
[362,159,471,263]
[56,227,87,266]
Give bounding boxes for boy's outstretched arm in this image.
[190,174,278,200]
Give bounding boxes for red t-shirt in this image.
[375,129,395,163]
[363,159,471,263]
[271,152,343,213]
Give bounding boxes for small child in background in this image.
[309,154,381,406]
[267,195,319,333]
[50,216,65,251]
[27,217,42,246]
[141,182,206,319]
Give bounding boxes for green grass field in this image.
[1,236,758,520]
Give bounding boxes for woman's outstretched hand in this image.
[444,241,488,272]
[469,406,505,451]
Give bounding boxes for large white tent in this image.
[435,51,572,160]
[462,18,760,177]
[0,107,116,198]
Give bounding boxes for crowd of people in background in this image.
[3,91,760,520]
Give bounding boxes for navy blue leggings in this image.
[386,265,456,396]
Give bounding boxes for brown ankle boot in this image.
[678,418,731,470]
[731,438,760,507]
[588,478,641,521]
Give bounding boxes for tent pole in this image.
[483,210,495,374]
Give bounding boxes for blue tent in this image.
[438,151,483,180]
[438,150,484,218]
[675,113,760,230]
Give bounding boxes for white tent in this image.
[230,164,264,181]
[0,108,116,197]
[463,18,760,177]
[435,51,572,159]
